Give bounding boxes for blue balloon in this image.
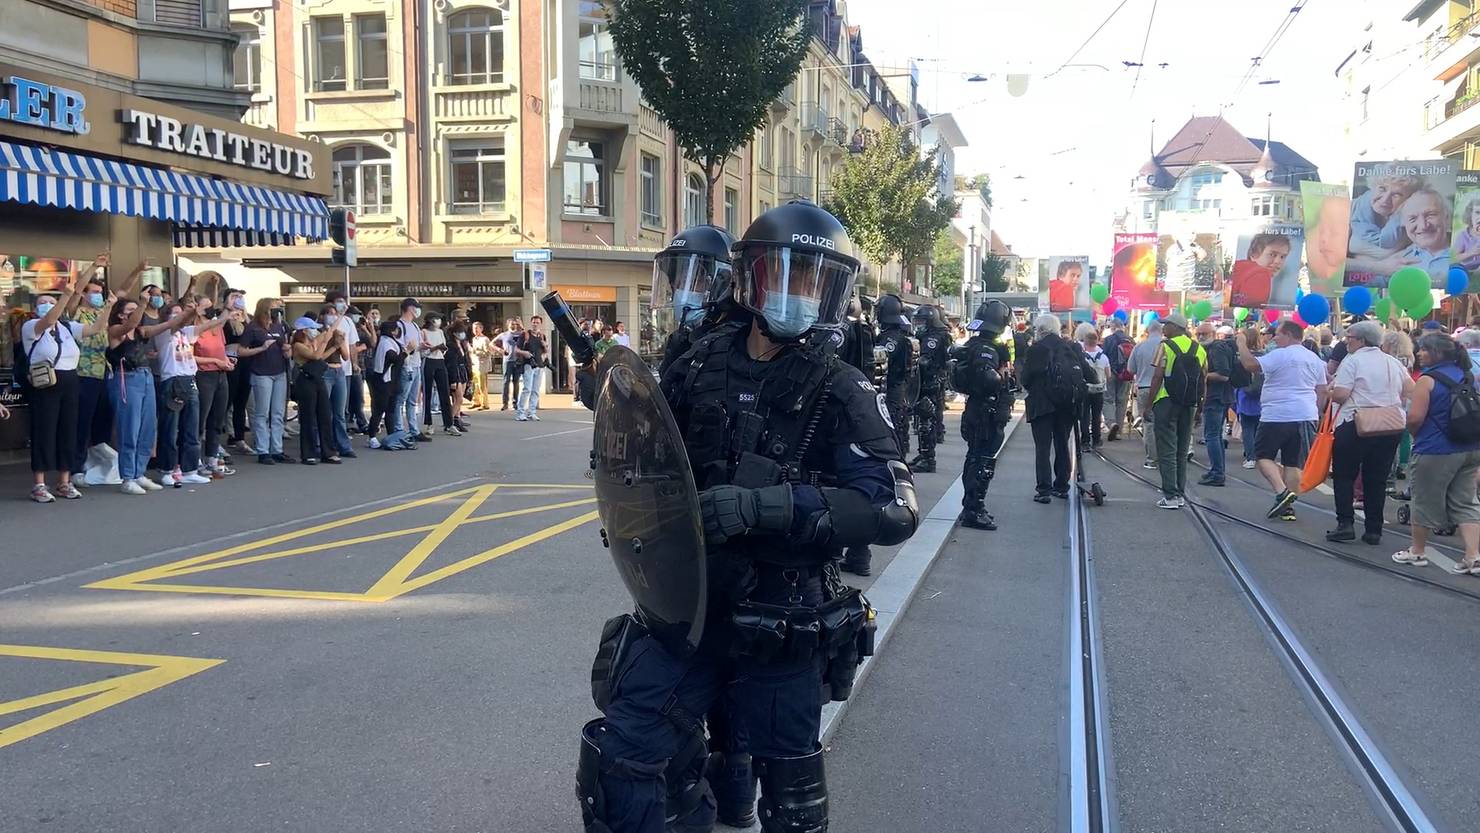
[1295,288,1305,304]
[1342,285,1372,315]
[1142,311,1159,326]
[1448,265,1469,296]
[1113,309,1129,323]
[1297,293,1331,326]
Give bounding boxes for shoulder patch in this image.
[876,393,894,428]
[856,379,874,393]
[926,338,938,349]
[884,341,896,353]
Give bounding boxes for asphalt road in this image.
[4,401,1477,833]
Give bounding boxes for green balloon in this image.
[1090,283,1110,304]
[1406,290,1435,319]
[1374,297,1392,321]
[1192,300,1213,320]
[1233,307,1249,322]
[1389,267,1431,309]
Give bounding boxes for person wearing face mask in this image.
[153,298,230,487]
[576,201,915,833]
[223,289,254,454]
[106,293,182,494]
[395,298,429,444]
[347,305,372,434]
[192,292,237,479]
[241,297,293,464]
[69,262,149,483]
[20,255,112,502]
[420,312,459,436]
[446,318,473,431]
[321,291,360,457]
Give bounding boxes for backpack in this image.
[1222,340,1253,390]
[1426,370,1480,444]
[1083,349,1107,394]
[1115,340,1135,382]
[1045,341,1087,407]
[1162,339,1204,407]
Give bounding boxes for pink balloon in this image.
[1101,297,1119,316]
[1291,313,1306,328]
[1263,308,1280,323]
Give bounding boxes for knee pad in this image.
[576,718,667,833]
[755,750,828,833]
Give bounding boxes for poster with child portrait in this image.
[1453,171,1480,292]
[1047,255,1089,312]
[1109,233,1167,312]
[1230,224,1303,309]
[1344,159,1457,288]
[1300,181,1350,298]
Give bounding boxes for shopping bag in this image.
[83,443,122,486]
[1299,407,1335,494]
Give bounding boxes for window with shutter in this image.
[154,0,203,27]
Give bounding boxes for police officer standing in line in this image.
[909,304,950,473]
[953,299,1015,530]
[837,298,879,577]
[874,294,918,460]
[577,201,919,833]
[652,225,746,376]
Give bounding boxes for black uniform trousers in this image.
[915,385,942,458]
[960,399,1007,510]
[1031,409,1076,495]
[886,389,911,456]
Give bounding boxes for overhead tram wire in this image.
[1048,0,1134,78]
[1128,0,1159,99]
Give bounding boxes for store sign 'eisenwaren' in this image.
[282,282,521,298]
[122,109,314,180]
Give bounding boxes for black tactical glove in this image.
[698,484,793,547]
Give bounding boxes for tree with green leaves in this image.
[931,230,963,298]
[604,0,809,224]
[980,252,1010,294]
[825,125,960,293]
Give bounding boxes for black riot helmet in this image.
[912,304,945,330]
[967,299,1011,337]
[650,225,735,346]
[875,293,910,329]
[732,200,861,341]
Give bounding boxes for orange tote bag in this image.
[1299,406,1336,494]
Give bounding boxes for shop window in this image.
[232,24,261,93]
[579,1,617,80]
[449,140,506,214]
[684,173,705,227]
[724,188,739,235]
[355,14,390,90]
[640,153,661,227]
[447,8,505,85]
[563,140,608,216]
[313,17,347,92]
[333,144,393,215]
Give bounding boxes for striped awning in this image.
[0,140,329,247]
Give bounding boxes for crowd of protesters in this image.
[9,258,557,502]
[1019,307,1480,577]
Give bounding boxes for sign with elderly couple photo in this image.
[1343,159,1457,289]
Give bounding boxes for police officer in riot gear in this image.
[838,297,874,375]
[874,293,917,460]
[651,225,745,376]
[909,304,950,473]
[577,201,919,833]
[953,299,1015,530]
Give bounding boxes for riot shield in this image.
[591,345,708,657]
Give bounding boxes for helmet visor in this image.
[651,253,721,348]
[736,245,856,339]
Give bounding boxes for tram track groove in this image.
[1066,439,1115,833]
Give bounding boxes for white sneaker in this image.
[515,412,527,421]
[1156,497,1182,510]
[179,472,212,485]
[136,477,164,492]
[530,413,541,421]
[444,426,463,436]
[120,480,147,495]
[368,436,381,449]
[1242,460,1257,470]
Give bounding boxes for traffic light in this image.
[328,208,357,267]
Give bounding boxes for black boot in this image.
[755,751,827,833]
[958,506,997,530]
[1325,523,1356,542]
[706,751,757,828]
[841,545,872,577]
[908,453,936,473]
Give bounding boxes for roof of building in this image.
[1135,115,1319,190]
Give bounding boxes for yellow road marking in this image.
[0,644,222,750]
[84,484,599,602]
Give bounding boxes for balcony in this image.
[771,83,797,113]
[1425,85,1480,151]
[824,117,849,150]
[639,102,667,139]
[1425,12,1480,63]
[778,166,812,201]
[802,105,831,142]
[432,83,516,122]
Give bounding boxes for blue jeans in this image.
[324,371,353,454]
[110,369,156,480]
[250,372,287,456]
[157,376,201,473]
[1240,414,1261,462]
[1203,401,1228,479]
[397,366,420,438]
[518,366,543,414]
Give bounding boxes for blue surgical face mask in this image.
[760,295,821,340]
[231,297,247,311]
[335,300,348,313]
[673,290,707,328]
[87,292,104,308]
[150,296,164,309]
[36,302,55,317]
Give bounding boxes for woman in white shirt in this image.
[1077,322,1113,448]
[1327,320,1414,544]
[20,258,111,502]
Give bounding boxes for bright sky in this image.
[844,0,1373,260]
